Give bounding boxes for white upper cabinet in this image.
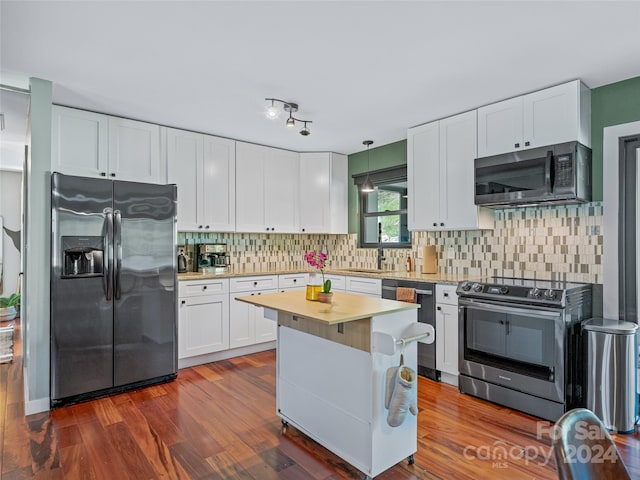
[408,121,440,231]
[477,80,591,158]
[52,106,109,178]
[408,110,492,231]
[235,142,267,232]
[108,117,163,183]
[166,129,201,230]
[299,152,348,234]
[202,135,236,232]
[236,142,300,233]
[265,148,299,232]
[476,96,523,158]
[166,128,236,232]
[52,105,164,184]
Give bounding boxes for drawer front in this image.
[345,276,381,296]
[179,279,229,297]
[278,273,309,289]
[323,274,346,291]
[230,275,278,293]
[436,283,458,305]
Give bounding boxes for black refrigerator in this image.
[50,172,177,406]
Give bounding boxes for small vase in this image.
[318,292,333,304]
[305,284,322,301]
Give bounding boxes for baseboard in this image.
[25,396,50,415]
[440,372,459,387]
[178,341,276,369]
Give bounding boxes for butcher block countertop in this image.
[235,290,419,325]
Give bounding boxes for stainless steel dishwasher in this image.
[382,279,438,381]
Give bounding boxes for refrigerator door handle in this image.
[114,210,122,300]
[105,209,114,301]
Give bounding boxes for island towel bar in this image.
[396,332,431,346]
[372,323,434,356]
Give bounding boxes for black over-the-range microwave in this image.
[474,141,591,207]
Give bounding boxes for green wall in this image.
[347,139,407,233]
[591,76,640,201]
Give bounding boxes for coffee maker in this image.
[196,243,230,273]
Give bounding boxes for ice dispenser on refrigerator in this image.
[62,236,104,277]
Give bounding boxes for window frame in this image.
[353,165,410,249]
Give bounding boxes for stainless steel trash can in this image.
[583,318,638,433]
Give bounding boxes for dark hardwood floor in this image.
[2,318,639,479]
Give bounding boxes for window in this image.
[353,165,409,248]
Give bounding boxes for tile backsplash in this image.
[179,201,603,284]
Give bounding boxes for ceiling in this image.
[1,1,640,159]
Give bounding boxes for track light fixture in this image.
[264,98,313,136]
[361,140,375,193]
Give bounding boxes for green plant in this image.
[322,279,332,294]
[0,293,20,308]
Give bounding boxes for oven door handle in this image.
[459,300,561,318]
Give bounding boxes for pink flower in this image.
[305,250,331,293]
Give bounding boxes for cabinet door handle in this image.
[203,285,207,290]
[433,222,437,227]
[293,279,297,283]
[100,172,106,177]
[437,306,442,311]
[515,143,520,148]
[205,225,210,229]
[525,141,530,147]
[253,281,258,286]
[266,227,270,231]
[181,300,186,305]
[198,225,203,229]
[440,222,444,227]
[444,292,449,297]
[271,227,275,231]
[302,228,305,232]
[110,173,116,177]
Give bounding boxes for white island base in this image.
[237,291,423,479]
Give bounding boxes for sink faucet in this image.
[377,245,385,269]
[377,222,385,269]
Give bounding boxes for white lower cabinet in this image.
[230,275,279,348]
[278,273,309,292]
[345,276,381,297]
[178,279,230,359]
[323,274,346,292]
[435,284,459,386]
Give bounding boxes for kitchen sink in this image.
[337,268,387,274]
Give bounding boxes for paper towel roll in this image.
[421,245,437,274]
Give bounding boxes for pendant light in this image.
[361,140,375,193]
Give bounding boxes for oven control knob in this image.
[460,282,472,291]
[472,283,483,293]
[545,289,557,300]
[499,286,509,295]
[529,288,542,298]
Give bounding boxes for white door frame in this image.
[603,120,640,319]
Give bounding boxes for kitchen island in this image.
[236,290,426,480]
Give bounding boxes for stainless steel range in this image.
[457,277,592,421]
